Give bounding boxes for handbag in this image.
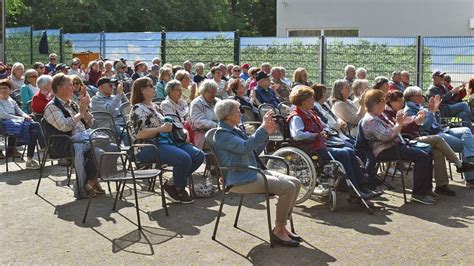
[170,121,187,144]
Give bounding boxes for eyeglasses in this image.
[73,82,81,85]
[234,69,241,72]
[49,58,57,61]
[38,66,45,69]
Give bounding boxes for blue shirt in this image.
[404,101,441,134]
[240,72,250,81]
[214,121,268,187]
[255,85,280,108]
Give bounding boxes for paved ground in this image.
[1,158,473,265]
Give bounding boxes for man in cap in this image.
[254,71,280,108]
[55,63,69,75]
[131,60,148,81]
[90,77,129,144]
[428,70,471,129]
[113,60,132,93]
[147,64,161,86]
[240,63,250,81]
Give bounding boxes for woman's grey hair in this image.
[351,79,368,97]
[344,65,355,74]
[10,62,25,77]
[195,62,205,69]
[104,60,113,67]
[175,70,190,81]
[373,76,389,90]
[214,99,240,121]
[165,79,182,94]
[356,67,367,75]
[331,79,348,103]
[159,67,172,79]
[198,79,218,95]
[37,74,53,89]
[403,86,423,102]
[24,69,38,85]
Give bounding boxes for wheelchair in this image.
[263,115,374,213]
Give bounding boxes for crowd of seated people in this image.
[1,57,473,237]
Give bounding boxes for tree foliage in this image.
[6,0,277,36]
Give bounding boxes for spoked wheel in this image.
[267,147,317,204]
[328,189,337,212]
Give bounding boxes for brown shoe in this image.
[93,181,106,194]
[163,181,181,201]
[84,184,97,198]
[176,188,193,204]
[6,148,22,157]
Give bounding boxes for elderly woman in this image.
[130,77,204,203]
[160,80,189,125]
[175,70,196,103]
[33,62,45,76]
[403,86,474,188]
[189,80,219,149]
[19,69,39,113]
[290,68,312,88]
[230,78,258,114]
[71,75,86,103]
[102,61,115,78]
[193,62,207,85]
[355,67,367,80]
[31,75,53,115]
[384,90,474,195]
[0,79,44,168]
[351,79,369,108]
[155,67,172,100]
[311,84,354,146]
[213,99,302,247]
[361,89,435,204]
[288,86,380,199]
[211,66,231,99]
[87,61,101,86]
[373,76,390,93]
[331,79,366,136]
[9,62,25,91]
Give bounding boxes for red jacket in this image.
[31,91,52,114]
[287,107,326,152]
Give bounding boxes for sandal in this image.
[93,181,106,194]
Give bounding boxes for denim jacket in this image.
[404,101,441,134]
[213,121,268,187]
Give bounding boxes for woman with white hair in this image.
[19,69,39,112]
[193,62,207,85]
[189,79,219,148]
[331,79,366,135]
[31,75,53,115]
[160,79,189,125]
[175,70,196,103]
[102,61,115,78]
[355,67,367,79]
[213,99,302,247]
[9,62,25,91]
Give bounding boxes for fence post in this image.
[100,31,106,59]
[416,35,423,89]
[161,31,166,64]
[59,28,64,63]
[320,35,326,85]
[234,30,240,65]
[30,26,34,65]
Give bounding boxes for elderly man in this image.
[401,70,411,87]
[261,63,271,75]
[44,53,58,75]
[183,60,193,77]
[270,67,290,102]
[240,63,250,81]
[193,62,207,85]
[428,70,472,129]
[147,64,160,86]
[344,65,356,87]
[388,71,405,92]
[255,71,280,108]
[43,73,102,198]
[90,77,129,144]
[404,86,474,188]
[113,60,132,93]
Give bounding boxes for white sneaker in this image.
[25,159,40,169]
[313,184,329,196]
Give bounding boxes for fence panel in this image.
[63,33,101,63]
[324,37,418,89]
[31,29,66,65]
[5,27,31,65]
[165,32,234,71]
[422,36,474,89]
[104,32,161,66]
[240,37,320,83]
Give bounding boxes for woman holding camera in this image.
[130,77,204,203]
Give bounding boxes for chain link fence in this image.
[4,27,474,90]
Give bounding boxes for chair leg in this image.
[188,175,195,198]
[400,168,407,203]
[35,149,49,194]
[119,180,126,200]
[158,174,169,216]
[107,181,112,195]
[66,164,71,186]
[448,162,453,180]
[212,189,226,240]
[82,193,94,224]
[289,215,295,234]
[131,179,142,230]
[265,193,273,248]
[234,194,244,228]
[113,181,122,211]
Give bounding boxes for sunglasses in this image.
[39,66,45,69]
[49,58,57,61]
[234,69,241,72]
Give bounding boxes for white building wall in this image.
[277,0,474,37]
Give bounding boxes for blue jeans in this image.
[316,147,367,187]
[437,127,474,158]
[136,143,204,189]
[442,102,472,130]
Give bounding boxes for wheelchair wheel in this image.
[268,147,317,204]
[328,189,337,212]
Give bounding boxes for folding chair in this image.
[206,128,294,248]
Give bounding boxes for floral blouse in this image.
[130,103,164,141]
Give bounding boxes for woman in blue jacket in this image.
[213,99,302,247]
